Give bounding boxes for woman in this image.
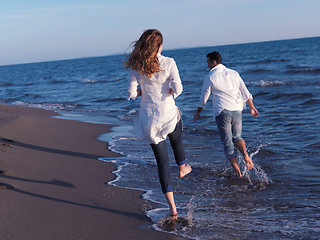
[125,29,192,217]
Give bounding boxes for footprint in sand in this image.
[0,140,13,153]
[0,169,14,189]
[0,169,13,175]
[1,143,13,148]
[0,182,14,189]
[1,138,14,147]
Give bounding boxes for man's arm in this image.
[247,98,259,118]
[193,75,212,122]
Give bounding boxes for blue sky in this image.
[1,0,319,65]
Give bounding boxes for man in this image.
[193,51,259,177]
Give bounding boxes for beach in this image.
[0,104,183,240]
[0,37,319,239]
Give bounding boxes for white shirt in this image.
[199,64,252,117]
[128,54,182,144]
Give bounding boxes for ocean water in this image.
[1,37,320,239]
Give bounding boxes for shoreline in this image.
[0,104,184,240]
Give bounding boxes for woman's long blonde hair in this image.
[125,29,163,78]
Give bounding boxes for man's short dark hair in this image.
[206,51,222,64]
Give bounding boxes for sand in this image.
[0,105,184,240]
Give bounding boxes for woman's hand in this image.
[169,87,174,95]
[137,89,142,97]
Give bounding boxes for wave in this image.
[266,92,314,100]
[94,97,126,103]
[106,77,126,83]
[254,91,271,97]
[285,65,320,74]
[117,110,137,121]
[249,59,288,64]
[254,80,286,87]
[253,89,316,102]
[302,98,320,105]
[245,69,273,74]
[21,93,42,99]
[51,79,67,84]
[11,101,86,112]
[78,78,98,84]
[78,77,125,84]
[306,141,320,150]
[0,82,14,87]
[250,146,277,158]
[285,68,320,74]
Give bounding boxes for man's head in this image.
[206,51,222,69]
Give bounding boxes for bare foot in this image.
[233,165,242,178]
[170,214,178,222]
[244,155,254,170]
[179,164,192,178]
[165,192,178,217]
[169,204,178,218]
[170,209,178,218]
[229,157,242,177]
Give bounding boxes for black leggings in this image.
[150,120,185,194]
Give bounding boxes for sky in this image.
[1,0,319,66]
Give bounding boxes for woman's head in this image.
[137,29,163,52]
[125,29,163,78]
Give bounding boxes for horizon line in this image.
[1,35,319,67]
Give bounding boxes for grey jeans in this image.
[215,109,243,159]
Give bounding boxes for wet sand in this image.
[0,105,183,240]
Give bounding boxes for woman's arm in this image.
[169,59,183,98]
[127,71,140,100]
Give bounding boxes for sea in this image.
[1,36,319,240]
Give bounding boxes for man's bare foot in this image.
[244,155,254,170]
[233,165,242,178]
[230,157,242,177]
[179,164,192,178]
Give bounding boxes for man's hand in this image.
[250,107,259,118]
[193,107,203,122]
[246,98,259,118]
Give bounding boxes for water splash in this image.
[186,196,196,226]
[241,144,272,187]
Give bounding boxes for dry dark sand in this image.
[0,105,184,240]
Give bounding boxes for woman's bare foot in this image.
[165,192,178,217]
[170,208,178,218]
[244,155,254,170]
[179,164,192,178]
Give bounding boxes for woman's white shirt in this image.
[127,54,182,144]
